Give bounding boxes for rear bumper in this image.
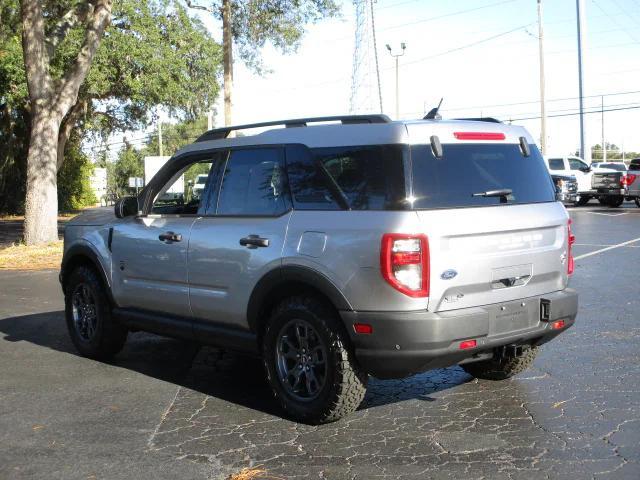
[340,289,578,379]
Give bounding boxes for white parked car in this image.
[544,156,596,206]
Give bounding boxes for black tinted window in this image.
[286,145,406,210]
[411,143,556,209]
[548,158,565,170]
[216,148,288,216]
[629,160,640,171]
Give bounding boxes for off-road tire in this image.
[607,195,624,208]
[635,197,640,208]
[64,266,128,360]
[461,346,539,380]
[262,296,368,424]
[598,197,608,205]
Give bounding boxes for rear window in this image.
[410,143,556,209]
[548,158,565,170]
[598,163,627,171]
[629,160,640,171]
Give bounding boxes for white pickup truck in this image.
[544,155,594,206]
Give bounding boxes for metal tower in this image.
[349,0,383,114]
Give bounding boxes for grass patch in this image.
[0,241,63,271]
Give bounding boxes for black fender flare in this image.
[60,243,113,303]
[246,265,352,333]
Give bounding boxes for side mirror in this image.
[114,196,139,218]
[579,166,591,173]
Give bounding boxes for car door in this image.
[567,157,592,193]
[110,154,218,317]
[188,147,292,329]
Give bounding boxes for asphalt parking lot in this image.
[1,203,639,480]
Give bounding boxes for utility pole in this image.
[158,119,163,157]
[207,109,214,130]
[576,0,589,162]
[222,0,233,127]
[386,42,406,119]
[601,96,606,161]
[537,0,547,154]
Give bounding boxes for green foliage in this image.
[0,0,223,214]
[57,140,97,212]
[223,0,340,71]
[144,116,209,158]
[110,144,144,197]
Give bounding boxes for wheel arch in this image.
[60,243,114,304]
[247,265,353,340]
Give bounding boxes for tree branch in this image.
[45,2,93,58]
[20,0,52,106]
[56,0,113,116]
[184,1,216,13]
[57,99,88,171]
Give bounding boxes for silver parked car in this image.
[60,115,578,423]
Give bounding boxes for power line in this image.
[591,0,640,44]
[510,104,640,121]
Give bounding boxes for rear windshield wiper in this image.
[472,189,513,202]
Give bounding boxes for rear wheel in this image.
[262,296,367,424]
[607,195,624,208]
[462,346,538,380]
[598,196,608,205]
[64,265,127,360]
[635,197,640,208]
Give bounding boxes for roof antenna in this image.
[424,98,443,120]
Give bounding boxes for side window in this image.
[150,158,215,215]
[216,148,289,216]
[285,144,342,210]
[568,158,587,170]
[548,158,565,170]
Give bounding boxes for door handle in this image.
[239,235,269,248]
[158,231,182,243]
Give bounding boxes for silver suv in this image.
[61,115,578,423]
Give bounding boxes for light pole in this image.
[576,0,589,161]
[537,0,547,155]
[386,42,406,119]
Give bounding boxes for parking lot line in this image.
[574,236,640,260]
[586,211,628,217]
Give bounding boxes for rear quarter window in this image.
[410,143,556,209]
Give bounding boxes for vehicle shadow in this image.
[0,310,473,419]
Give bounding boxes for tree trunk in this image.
[222,0,233,127]
[23,109,61,244]
[20,0,112,245]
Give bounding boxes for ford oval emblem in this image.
[441,269,458,280]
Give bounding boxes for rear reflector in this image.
[551,320,565,330]
[353,323,373,335]
[454,132,506,141]
[459,339,477,350]
[567,219,575,275]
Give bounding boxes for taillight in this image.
[567,219,575,275]
[621,173,636,186]
[380,234,429,297]
[454,132,506,141]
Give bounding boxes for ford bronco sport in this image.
[61,115,578,423]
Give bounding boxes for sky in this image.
[162,0,640,158]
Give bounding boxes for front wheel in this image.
[462,346,538,380]
[64,266,128,360]
[575,195,590,206]
[262,296,367,424]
